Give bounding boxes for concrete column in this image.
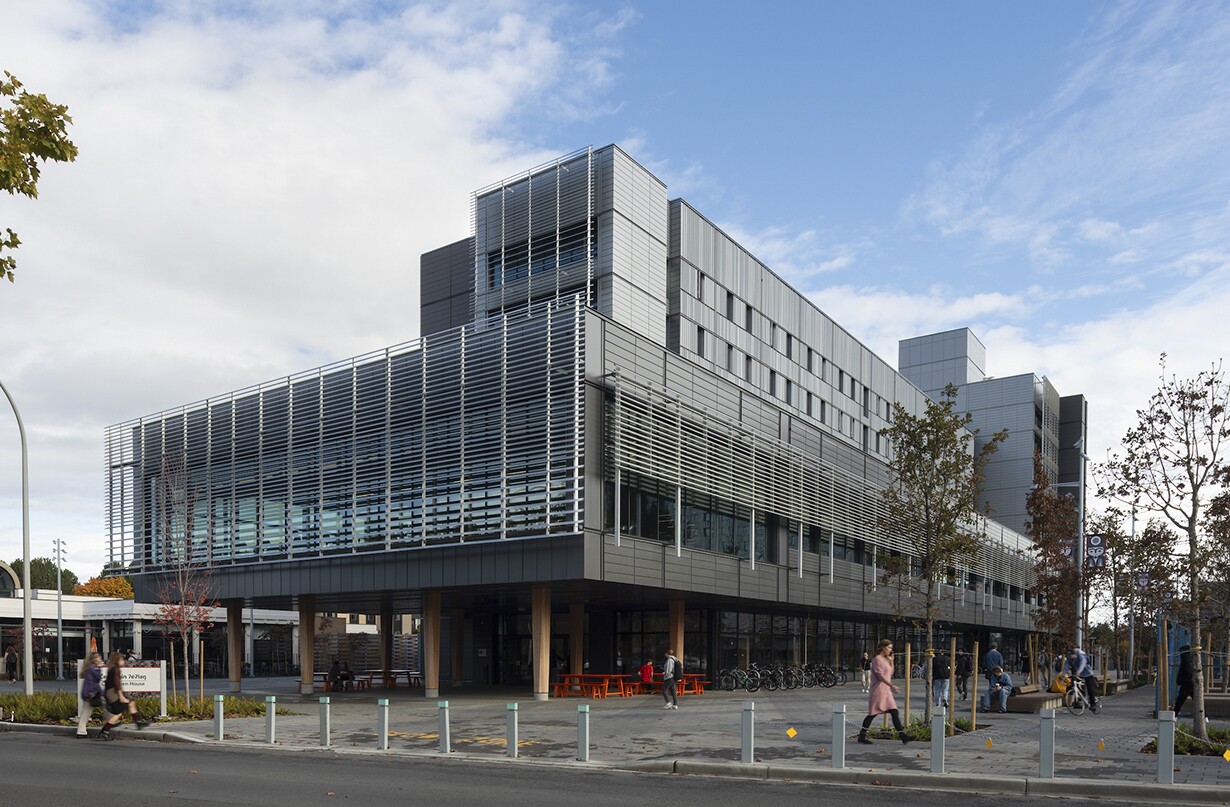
[531,584,551,701]
[227,599,243,693]
[378,607,394,674]
[298,595,316,696]
[423,591,441,698]
[569,603,584,675]
[451,607,465,687]
[131,620,143,659]
[669,596,685,665]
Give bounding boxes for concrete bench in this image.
[1001,684,1063,713]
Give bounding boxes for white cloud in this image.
[0,0,630,576]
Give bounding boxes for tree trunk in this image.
[182,630,193,707]
[1189,521,1208,741]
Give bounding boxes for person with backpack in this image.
[931,651,951,708]
[956,651,973,700]
[661,649,680,709]
[98,651,148,740]
[76,652,105,738]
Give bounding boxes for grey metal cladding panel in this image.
[668,199,681,257]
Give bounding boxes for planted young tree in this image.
[150,454,216,706]
[1,71,78,283]
[1101,356,1229,740]
[879,383,1007,723]
[1025,454,1079,661]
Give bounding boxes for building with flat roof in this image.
[108,146,1038,698]
[899,328,1088,535]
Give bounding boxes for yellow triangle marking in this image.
[1222,749,1230,763]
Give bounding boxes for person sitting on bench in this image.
[983,666,1013,713]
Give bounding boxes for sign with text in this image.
[121,665,163,694]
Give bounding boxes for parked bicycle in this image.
[717,666,761,693]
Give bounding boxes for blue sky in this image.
[1,1,1228,576]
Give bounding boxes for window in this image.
[849,377,857,399]
[822,357,829,383]
[745,356,754,383]
[726,344,735,372]
[745,303,754,331]
[726,290,736,320]
[697,272,706,303]
[769,322,777,349]
[486,217,595,287]
[769,370,777,397]
[838,369,845,392]
[806,391,813,417]
[696,325,705,360]
[806,347,813,373]
[820,399,827,424]
[785,333,793,360]
[862,425,870,452]
[785,379,793,406]
[863,387,870,415]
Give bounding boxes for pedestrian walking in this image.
[661,649,680,709]
[4,645,16,683]
[97,651,147,740]
[857,639,912,745]
[77,652,105,738]
[859,652,872,693]
[931,652,951,708]
[984,643,1003,684]
[1172,645,1197,715]
[956,651,972,700]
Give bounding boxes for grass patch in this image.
[866,715,975,741]
[0,692,294,725]
[1141,724,1230,756]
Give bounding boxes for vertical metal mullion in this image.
[257,390,265,561]
[613,370,621,547]
[420,336,428,547]
[206,403,213,566]
[229,395,237,564]
[500,316,509,540]
[544,308,554,531]
[572,303,583,534]
[675,396,682,558]
[317,369,324,557]
[350,360,358,553]
[555,159,561,303]
[384,350,392,551]
[585,147,593,307]
[459,327,466,543]
[287,377,295,559]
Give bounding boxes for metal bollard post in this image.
[319,696,331,748]
[265,696,277,745]
[930,707,945,774]
[1039,708,1055,778]
[438,700,451,753]
[377,699,389,751]
[577,704,590,762]
[1157,710,1175,785]
[507,703,519,759]
[831,704,846,769]
[741,701,756,764]
[213,695,224,741]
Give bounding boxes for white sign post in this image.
[121,662,167,718]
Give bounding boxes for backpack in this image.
[670,656,683,679]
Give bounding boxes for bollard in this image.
[831,704,846,769]
[1157,710,1175,785]
[1039,708,1055,778]
[507,703,519,759]
[265,696,277,745]
[377,699,389,751]
[741,701,756,764]
[577,704,590,762]
[438,700,451,753]
[213,695,225,741]
[930,706,945,774]
[319,696,331,748]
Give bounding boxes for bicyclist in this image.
[1063,647,1098,711]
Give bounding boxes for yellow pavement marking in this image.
[1223,749,1230,763]
[986,738,993,749]
[1098,739,1105,752]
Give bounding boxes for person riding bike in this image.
[1063,647,1098,711]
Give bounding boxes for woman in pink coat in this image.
[858,638,913,744]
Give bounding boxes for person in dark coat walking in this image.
[1173,645,1197,715]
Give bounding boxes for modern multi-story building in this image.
[107,146,1038,698]
[898,328,1088,534]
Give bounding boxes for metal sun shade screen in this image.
[105,300,587,574]
[608,374,1034,590]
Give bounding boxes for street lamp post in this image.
[53,539,66,680]
[0,377,33,696]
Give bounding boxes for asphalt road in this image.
[0,733,1151,807]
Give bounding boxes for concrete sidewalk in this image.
[132,676,1230,789]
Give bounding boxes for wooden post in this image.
[971,640,980,731]
[904,642,911,726]
[1205,633,1213,694]
[948,636,957,737]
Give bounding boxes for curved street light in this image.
[0,377,33,696]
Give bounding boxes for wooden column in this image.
[297,595,316,696]
[669,596,685,668]
[226,599,244,693]
[532,584,551,701]
[569,603,584,675]
[451,607,465,687]
[423,590,441,698]
[378,606,394,674]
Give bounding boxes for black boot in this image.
[900,731,913,744]
[857,728,872,745]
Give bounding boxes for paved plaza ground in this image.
[37,674,1225,788]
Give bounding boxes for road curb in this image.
[0,720,204,744]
